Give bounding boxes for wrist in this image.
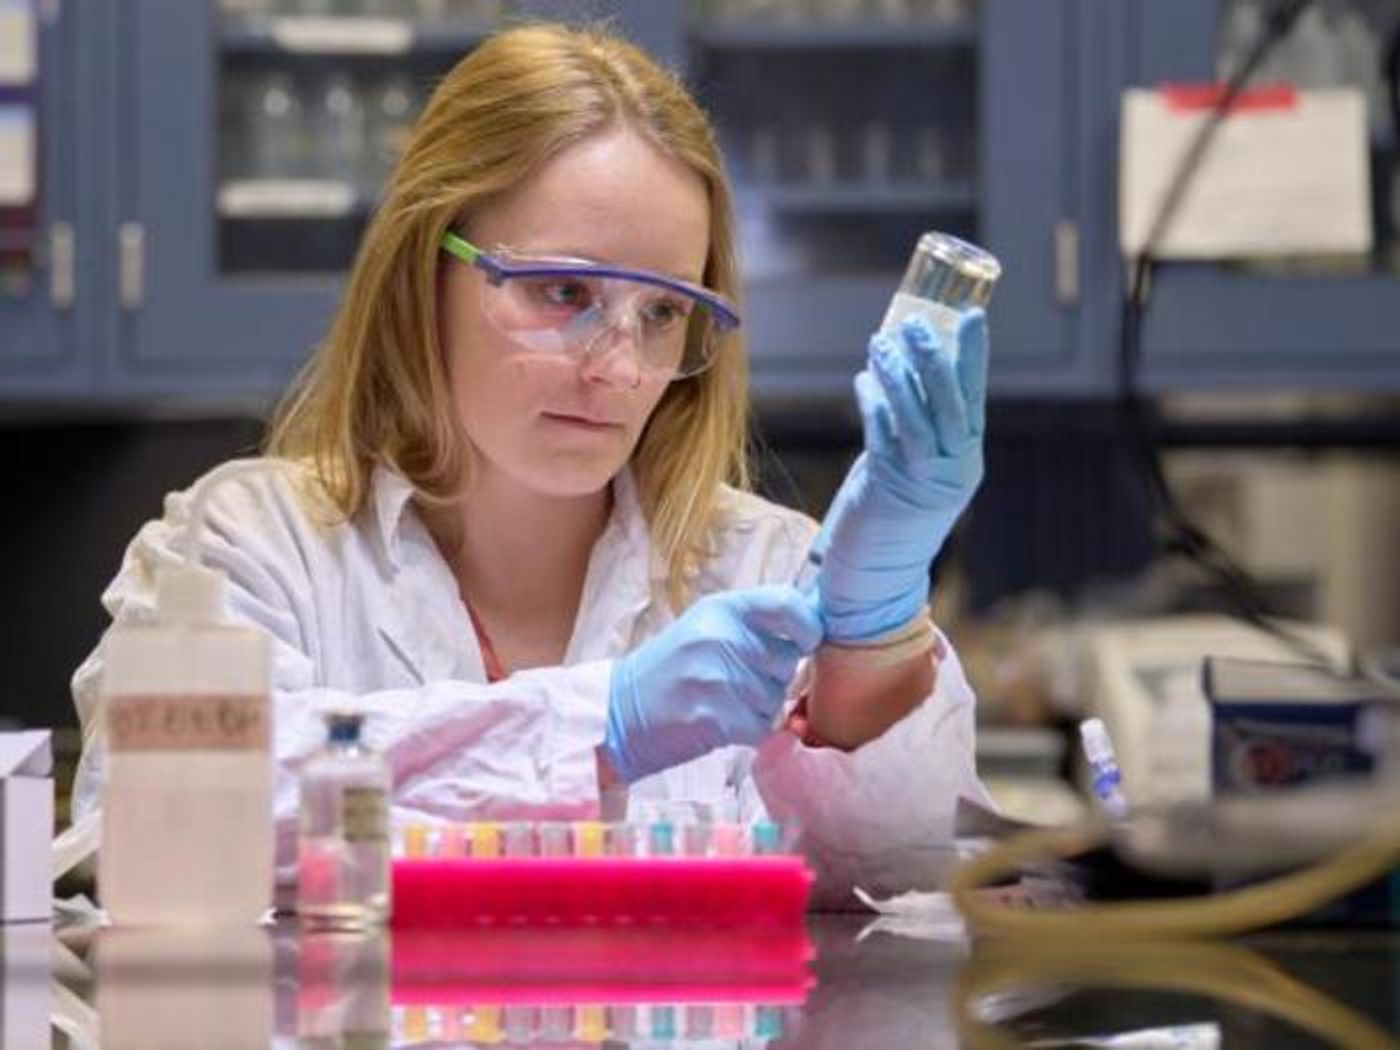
[820,578,930,644]
[602,665,638,784]
[805,620,938,748]
[822,607,937,668]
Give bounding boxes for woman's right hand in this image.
[601,585,823,783]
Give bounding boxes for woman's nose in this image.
[578,315,644,389]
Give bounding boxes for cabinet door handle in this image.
[49,222,75,310]
[1055,219,1080,306]
[118,222,144,310]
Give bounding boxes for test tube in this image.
[749,125,779,185]
[682,823,712,857]
[649,1005,677,1040]
[608,1004,639,1038]
[436,1005,461,1041]
[575,1004,609,1041]
[606,823,639,857]
[502,1004,537,1042]
[573,821,606,858]
[399,1005,429,1042]
[861,121,893,185]
[913,126,946,181]
[537,822,571,857]
[803,121,838,184]
[468,822,501,858]
[715,1002,747,1038]
[538,1005,574,1041]
[754,1004,784,1039]
[648,820,676,857]
[711,823,745,857]
[685,1004,715,1038]
[437,824,468,858]
[464,1004,501,1042]
[751,820,783,855]
[500,821,536,857]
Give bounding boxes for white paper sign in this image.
[0,106,35,206]
[1120,87,1372,259]
[0,2,37,86]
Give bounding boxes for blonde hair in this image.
[265,21,750,609]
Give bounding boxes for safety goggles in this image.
[441,231,741,381]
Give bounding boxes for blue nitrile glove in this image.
[602,585,824,783]
[813,309,989,643]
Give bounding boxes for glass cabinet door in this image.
[112,0,510,398]
[1116,0,1400,391]
[685,0,1083,398]
[0,0,86,397]
[687,0,984,398]
[107,0,1085,402]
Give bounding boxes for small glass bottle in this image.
[880,231,1001,355]
[297,711,391,927]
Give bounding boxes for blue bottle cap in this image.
[323,711,365,744]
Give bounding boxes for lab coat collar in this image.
[606,466,669,589]
[370,464,419,571]
[368,461,665,586]
[369,462,662,679]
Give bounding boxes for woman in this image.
[71,22,991,907]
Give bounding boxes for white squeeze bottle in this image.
[99,462,274,925]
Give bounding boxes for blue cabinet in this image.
[0,0,91,398]
[0,0,1093,405]
[681,0,1086,398]
[1091,0,1400,392]
[981,0,1088,395]
[109,0,337,400]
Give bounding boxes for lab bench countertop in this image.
[16,913,1400,1048]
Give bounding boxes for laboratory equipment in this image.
[310,72,366,187]
[298,710,392,927]
[879,230,1000,354]
[1079,717,1129,820]
[391,818,810,926]
[99,463,275,926]
[388,924,812,1045]
[246,71,308,180]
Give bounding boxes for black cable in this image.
[1386,17,1400,146]
[1118,0,1343,669]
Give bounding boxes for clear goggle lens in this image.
[479,271,722,380]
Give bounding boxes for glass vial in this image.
[297,711,392,927]
[880,231,1001,355]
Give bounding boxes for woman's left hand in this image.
[813,309,988,644]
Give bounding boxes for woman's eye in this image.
[642,297,691,329]
[531,280,591,310]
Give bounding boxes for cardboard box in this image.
[0,732,52,923]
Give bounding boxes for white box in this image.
[1120,86,1372,259]
[0,924,52,1050]
[0,732,52,923]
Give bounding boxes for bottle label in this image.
[106,694,269,753]
[342,787,389,843]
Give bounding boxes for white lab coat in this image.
[72,459,990,908]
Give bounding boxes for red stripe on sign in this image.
[1160,82,1299,113]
